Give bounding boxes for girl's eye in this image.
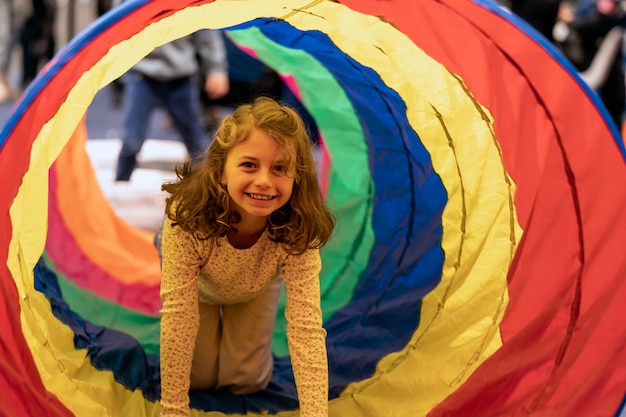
[241,162,255,169]
[274,165,290,175]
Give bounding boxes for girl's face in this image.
[222,129,295,224]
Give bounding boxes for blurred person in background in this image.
[0,0,33,101]
[509,0,626,130]
[19,0,56,89]
[558,0,626,129]
[114,30,229,182]
[511,0,564,43]
[0,0,11,100]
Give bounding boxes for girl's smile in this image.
[222,129,295,227]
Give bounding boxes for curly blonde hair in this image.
[162,97,335,254]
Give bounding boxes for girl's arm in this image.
[282,249,329,417]
[159,218,205,417]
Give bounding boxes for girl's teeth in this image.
[249,193,273,200]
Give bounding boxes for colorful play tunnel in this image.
[1,0,626,416]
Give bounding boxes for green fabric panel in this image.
[226,27,375,357]
[42,253,161,356]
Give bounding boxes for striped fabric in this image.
[0,1,625,416]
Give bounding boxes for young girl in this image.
[158,97,335,417]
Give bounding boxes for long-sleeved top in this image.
[159,216,328,417]
[134,30,228,81]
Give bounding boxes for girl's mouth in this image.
[247,193,275,200]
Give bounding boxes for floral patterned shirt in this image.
[159,216,328,417]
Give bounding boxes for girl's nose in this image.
[254,169,272,187]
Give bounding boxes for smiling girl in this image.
[158,97,335,417]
